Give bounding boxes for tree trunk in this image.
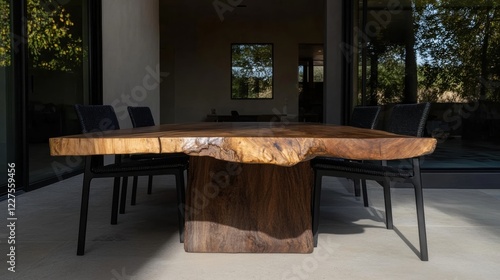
[404,1,418,103]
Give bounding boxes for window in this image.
[0,0,14,195]
[231,44,273,99]
[357,0,500,170]
[0,0,101,195]
[313,65,324,82]
[27,0,89,184]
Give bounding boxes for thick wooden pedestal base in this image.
[184,156,313,253]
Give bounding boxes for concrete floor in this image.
[1,174,500,280]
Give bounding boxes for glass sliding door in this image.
[0,0,15,194]
[1,0,99,195]
[357,0,500,170]
[27,0,88,184]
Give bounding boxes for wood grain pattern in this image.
[50,122,437,165]
[184,156,313,253]
[48,122,437,253]
[49,127,166,156]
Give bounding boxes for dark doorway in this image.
[298,44,324,122]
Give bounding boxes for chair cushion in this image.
[311,157,413,178]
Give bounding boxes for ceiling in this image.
[363,0,415,46]
[160,0,325,22]
[299,44,324,65]
[159,0,414,46]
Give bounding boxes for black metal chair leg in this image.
[77,174,92,256]
[414,180,428,261]
[175,170,186,243]
[131,176,138,206]
[312,171,322,247]
[119,177,128,214]
[147,175,153,194]
[382,179,393,229]
[353,179,361,197]
[413,158,428,261]
[361,179,369,207]
[111,177,120,224]
[74,105,190,256]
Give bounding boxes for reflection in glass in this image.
[313,66,324,82]
[0,0,11,68]
[0,0,12,189]
[27,0,87,183]
[357,0,500,169]
[231,44,273,99]
[298,65,304,83]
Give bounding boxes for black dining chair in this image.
[127,106,189,207]
[311,102,431,261]
[74,104,188,255]
[349,106,382,130]
[311,106,381,198]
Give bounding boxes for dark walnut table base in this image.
[184,156,314,253]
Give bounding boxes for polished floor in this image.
[1,174,500,280]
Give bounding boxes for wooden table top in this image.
[49,122,437,166]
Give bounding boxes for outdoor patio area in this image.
[1,173,499,279]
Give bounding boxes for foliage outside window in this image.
[313,66,324,82]
[298,65,304,83]
[0,0,83,71]
[361,0,500,104]
[231,44,273,99]
[414,0,500,102]
[0,0,11,66]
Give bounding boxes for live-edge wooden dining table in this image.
[49,122,437,254]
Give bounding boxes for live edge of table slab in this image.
[49,122,437,253]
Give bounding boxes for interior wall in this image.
[102,0,160,128]
[160,5,324,123]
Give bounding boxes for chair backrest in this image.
[387,103,431,137]
[350,106,381,129]
[127,106,155,128]
[74,104,120,133]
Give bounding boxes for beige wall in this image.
[101,0,325,124]
[160,7,324,123]
[102,0,160,128]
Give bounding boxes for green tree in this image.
[0,0,83,71]
[0,0,11,67]
[414,0,500,101]
[231,44,273,98]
